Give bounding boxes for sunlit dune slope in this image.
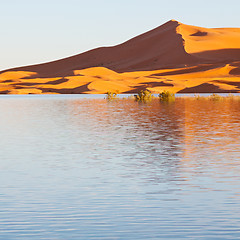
[0,20,240,94]
[178,22,240,61]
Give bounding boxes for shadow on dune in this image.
[230,68,240,76]
[178,83,240,93]
[39,83,89,94]
[190,31,208,36]
[0,90,10,94]
[150,63,224,77]
[213,80,240,89]
[15,78,69,86]
[1,80,14,83]
[192,49,240,62]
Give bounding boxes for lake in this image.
[0,95,240,239]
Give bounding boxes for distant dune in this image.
[1,20,240,94]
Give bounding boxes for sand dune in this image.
[0,20,240,94]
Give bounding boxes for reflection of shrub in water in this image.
[159,91,175,102]
[209,93,222,101]
[208,93,240,101]
[193,93,240,101]
[134,90,154,102]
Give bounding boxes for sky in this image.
[1,0,240,71]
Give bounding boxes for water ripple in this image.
[0,96,240,239]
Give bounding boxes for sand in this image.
[0,20,240,94]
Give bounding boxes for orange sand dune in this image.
[0,20,240,94]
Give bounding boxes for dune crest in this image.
[177,23,240,54]
[0,20,240,94]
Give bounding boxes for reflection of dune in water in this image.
[66,98,240,185]
[181,99,240,176]
[67,99,184,179]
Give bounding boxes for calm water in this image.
[0,95,240,239]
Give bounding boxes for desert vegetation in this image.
[193,93,240,101]
[159,91,175,102]
[105,90,240,103]
[106,91,119,100]
[134,90,154,102]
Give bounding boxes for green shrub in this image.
[134,90,154,102]
[159,91,175,102]
[106,91,119,100]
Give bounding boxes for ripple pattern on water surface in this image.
[0,96,240,239]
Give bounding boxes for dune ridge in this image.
[0,20,240,94]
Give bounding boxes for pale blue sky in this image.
[1,0,239,71]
